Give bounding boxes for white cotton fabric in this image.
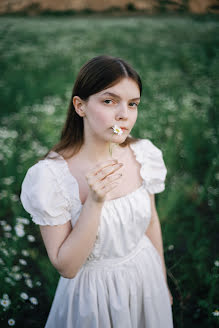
[20,138,174,328]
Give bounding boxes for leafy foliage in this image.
[0,14,218,327]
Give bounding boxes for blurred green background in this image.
[0,14,218,328]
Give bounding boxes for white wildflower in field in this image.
[21,250,29,257]
[31,140,48,156]
[36,281,42,286]
[15,223,25,237]
[30,297,38,305]
[165,127,173,137]
[8,318,15,326]
[3,294,9,299]
[5,277,15,285]
[2,176,15,185]
[16,217,29,225]
[3,224,12,232]
[0,258,4,264]
[12,266,20,272]
[0,220,7,226]
[20,151,33,162]
[27,235,35,242]
[0,298,11,307]
[44,104,55,115]
[0,190,8,200]
[13,273,22,281]
[214,260,219,267]
[168,245,174,251]
[25,279,33,288]
[0,128,17,139]
[10,194,19,202]
[212,309,219,316]
[23,273,30,279]
[19,259,27,266]
[11,249,17,255]
[20,292,28,300]
[2,249,9,256]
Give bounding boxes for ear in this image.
[73,96,86,117]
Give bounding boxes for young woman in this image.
[20,55,174,328]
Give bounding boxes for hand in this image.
[85,159,123,204]
[168,286,173,306]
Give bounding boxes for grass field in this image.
[0,14,218,327]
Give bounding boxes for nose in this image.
[115,103,128,120]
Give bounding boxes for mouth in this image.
[111,125,128,135]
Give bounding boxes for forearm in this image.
[145,219,167,283]
[56,196,104,278]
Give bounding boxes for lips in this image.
[120,127,128,130]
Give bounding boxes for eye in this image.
[103,99,114,104]
[129,102,139,107]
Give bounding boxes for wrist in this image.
[86,193,105,207]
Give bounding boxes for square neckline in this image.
[52,140,145,205]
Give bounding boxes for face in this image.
[78,78,140,144]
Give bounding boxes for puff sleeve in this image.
[20,160,73,226]
[131,139,167,194]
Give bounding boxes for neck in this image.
[80,140,121,163]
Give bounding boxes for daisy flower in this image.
[112,125,123,136]
[30,297,38,305]
[8,318,15,326]
[19,259,27,266]
[109,125,123,157]
[25,279,33,288]
[1,298,11,307]
[20,292,28,300]
[212,309,219,316]
[27,235,35,242]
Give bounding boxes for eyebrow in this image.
[100,92,140,101]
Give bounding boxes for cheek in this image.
[130,111,138,125]
[89,105,111,125]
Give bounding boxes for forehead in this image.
[97,78,140,98]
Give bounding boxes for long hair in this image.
[42,55,142,160]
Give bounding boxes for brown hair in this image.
[42,55,142,160]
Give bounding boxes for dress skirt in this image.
[45,235,174,328]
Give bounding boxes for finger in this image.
[99,180,120,194]
[92,173,122,197]
[86,163,123,188]
[85,159,118,180]
[96,163,123,181]
[88,164,123,189]
[98,172,122,187]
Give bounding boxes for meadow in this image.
[0,14,218,327]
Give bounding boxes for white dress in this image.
[20,138,174,328]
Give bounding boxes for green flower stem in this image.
[109,142,118,157]
[109,142,113,157]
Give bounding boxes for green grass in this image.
[0,15,218,327]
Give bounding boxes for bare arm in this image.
[39,159,123,279]
[40,196,103,279]
[145,193,167,283]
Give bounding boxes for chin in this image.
[116,135,128,144]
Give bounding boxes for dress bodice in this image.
[20,138,167,261]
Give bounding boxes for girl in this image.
[20,55,174,327]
